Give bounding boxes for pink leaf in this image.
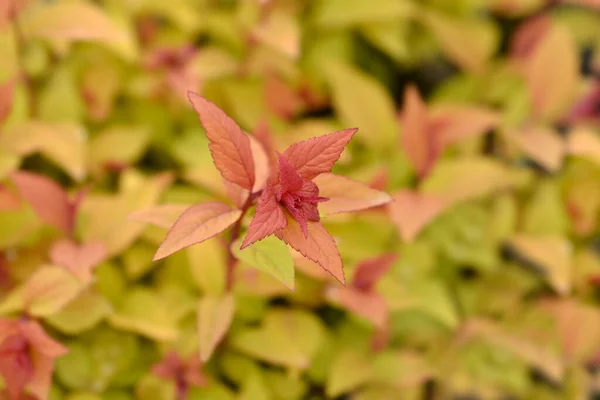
[400,85,437,177]
[326,286,388,329]
[352,253,399,292]
[313,173,392,216]
[154,202,241,261]
[249,135,270,193]
[49,239,107,283]
[388,190,447,242]
[275,218,345,285]
[282,128,357,180]
[241,186,287,249]
[432,105,500,148]
[10,171,73,234]
[187,92,255,190]
[253,120,278,183]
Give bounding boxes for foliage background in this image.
[1,0,600,399]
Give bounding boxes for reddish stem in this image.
[225,190,261,291]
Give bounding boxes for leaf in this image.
[463,318,564,382]
[326,348,374,397]
[0,121,86,181]
[387,190,448,242]
[20,0,134,58]
[0,184,20,211]
[422,10,499,73]
[372,350,433,388]
[505,126,565,171]
[253,10,300,59]
[88,126,150,172]
[232,236,295,289]
[431,105,501,148]
[326,287,388,328]
[400,85,433,177]
[313,173,392,216]
[524,23,578,120]
[49,239,107,284]
[80,171,173,257]
[312,0,414,28]
[0,151,19,180]
[187,241,227,296]
[276,218,345,285]
[197,294,235,362]
[187,92,255,190]
[23,266,86,317]
[324,61,399,150]
[238,371,272,400]
[0,78,14,123]
[231,309,325,369]
[241,186,287,249]
[128,204,191,229]
[153,202,241,261]
[108,288,179,341]
[45,289,111,334]
[352,253,399,291]
[10,170,73,234]
[249,135,270,193]
[567,127,600,166]
[282,129,357,180]
[420,157,518,207]
[509,235,572,295]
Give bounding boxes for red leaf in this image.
[388,190,447,242]
[352,253,399,292]
[49,239,107,283]
[154,202,241,261]
[282,128,357,180]
[400,85,437,177]
[0,335,33,399]
[11,171,73,234]
[241,186,287,249]
[187,92,255,190]
[276,218,345,285]
[265,74,302,120]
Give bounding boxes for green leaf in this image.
[231,309,326,369]
[323,60,400,151]
[108,288,180,341]
[45,289,112,334]
[88,125,150,173]
[238,371,272,400]
[312,0,414,28]
[232,236,295,289]
[326,348,374,398]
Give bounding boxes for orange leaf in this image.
[0,184,21,211]
[387,190,447,242]
[128,204,192,229]
[276,218,345,285]
[49,239,107,283]
[400,85,434,177]
[352,253,398,291]
[313,173,392,216]
[523,23,578,121]
[10,171,73,234]
[0,78,15,124]
[154,202,241,261]
[506,127,565,171]
[187,92,256,190]
[567,127,600,165]
[282,128,357,180]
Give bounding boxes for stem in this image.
[225,191,261,291]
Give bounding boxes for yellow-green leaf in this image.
[45,289,112,334]
[198,294,236,362]
[232,236,295,290]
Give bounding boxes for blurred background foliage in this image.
[1,0,600,399]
